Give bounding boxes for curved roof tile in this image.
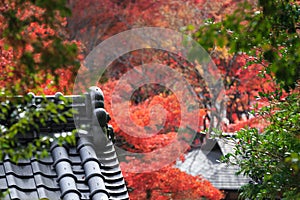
[0,87,129,200]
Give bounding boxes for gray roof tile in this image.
[6,175,36,190]
[37,187,61,200]
[51,145,73,166]
[76,182,90,191]
[73,173,85,183]
[63,192,81,200]
[0,178,7,190]
[69,155,82,165]
[59,176,81,199]
[176,137,250,190]
[104,172,125,183]
[208,164,250,190]
[79,138,110,200]
[0,165,4,175]
[110,193,130,200]
[0,139,130,199]
[0,88,129,200]
[4,162,33,178]
[105,179,126,189]
[8,188,39,200]
[78,144,100,166]
[83,160,103,179]
[34,156,54,164]
[34,174,59,190]
[31,161,57,177]
[72,165,84,174]
[92,192,110,200]
[88,176,109,197]
[101,168,122,177]
[80,192,91,200]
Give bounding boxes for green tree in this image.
[193,0,300,199]
[224,92,300,199]
[194,0,299,90]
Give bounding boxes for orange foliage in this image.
[97,50,278,198]
[0,1,82,94]
[122,167,224,200]
[68,0,244,54]
[98,79,224,199]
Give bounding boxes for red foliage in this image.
[38,68,75,94]
[122,167,224,200]
[67,0,243,54]
[212,49,277,131]
[97,49,278,199]
[99,79,224,199]
[0,1,83,94]
[0,40,78,94]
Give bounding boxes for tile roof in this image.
[0,87,129,200]
[176,137,250,190]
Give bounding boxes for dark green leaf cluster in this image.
[223,92,300,199]
[193,0,300,90]
[0,93,76,162]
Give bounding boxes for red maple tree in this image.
[0,0,82,94]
